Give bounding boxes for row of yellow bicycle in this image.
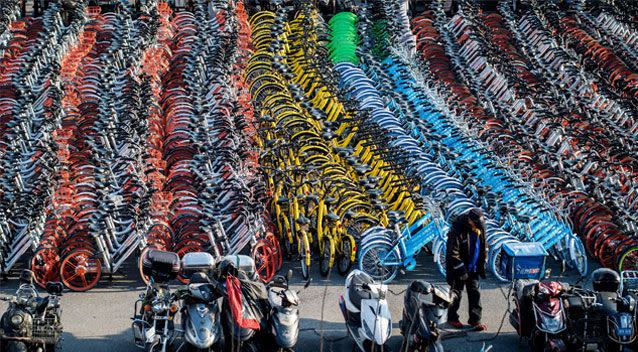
[247,5,431,279]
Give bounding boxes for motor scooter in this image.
[175,252,223,352]
[218,255,269,352]
[266,270,311,352]
[399,280,454,352]
[339,270,392,352]
[509,279,569,351]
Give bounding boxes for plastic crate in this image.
[500,242,547,281]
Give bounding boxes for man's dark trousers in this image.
[448,272,482,324]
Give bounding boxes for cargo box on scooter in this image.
[501,242,547,281]
[223,255,257,280]
[181,252,216,279]
[142,250,180,283]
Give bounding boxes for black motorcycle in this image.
[563,269,637,352]
[400,280,454,352]
[0,269,64,352]
[132,249,180,352]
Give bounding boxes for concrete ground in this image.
[0,254,595,352]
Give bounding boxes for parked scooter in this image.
[0,269,63,352]
[217,255,269,352]
[561,269,638,351]
[174,252,223,352]
[399,280,454,352]
[591,269,636,351]
[621,270,638,351]
[509,279,569,351]
[340,269,392,352]
[266,270,311,352]
[132,250,181,352]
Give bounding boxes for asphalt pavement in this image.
[0,253,596,352]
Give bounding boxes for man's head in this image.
[467,208,484,230]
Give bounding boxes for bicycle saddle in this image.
[388,210,405,221]
[355,165,370,175]
[296,216,310,225]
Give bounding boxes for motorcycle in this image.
[132,250,181,352]
[561,268,638,352]
[621,270,638,351]
[509,279,568,352]
[266,270,310,352]
[399,280,454,352]
[0,269,64,352]
[174,252,223,352]
[339,269,392,352]
[588,268,636,351]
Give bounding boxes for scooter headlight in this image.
[541,316,562,333]
[10,314,23,327]
[152,302,166,314]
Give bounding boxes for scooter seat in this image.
[190,272,211,284]
[596,292,619,313]
[347,272,374,311]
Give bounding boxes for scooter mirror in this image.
[544,268,552,279]
[286,270,293,282]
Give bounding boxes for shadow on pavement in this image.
[61,329,132,351]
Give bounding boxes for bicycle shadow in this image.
[61,329,133,352]
[297,317,404,352]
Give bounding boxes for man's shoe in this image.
[448,320,464,329]
[471,322,487,331]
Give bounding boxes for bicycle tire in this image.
[568,235,588,277]
[433,239,447,278]
[619,246,638,272]
[358,241,400,283]
[299,233,311,280]
[337,236,354,276]
[319,236,333,277]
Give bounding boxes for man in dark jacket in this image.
[445,208,488,331]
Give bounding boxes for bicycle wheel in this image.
[489,242,512,282]
[433,240,446,278]
[281,234,293,260]
[568,235,588,277]
[619,247,638,272]
[252,241,275,282]
[358,241,400,283]
[266,233,282,271]
[138,247,151,285]
[319,237,334,277]
[337,236,354,276]
[59,250,101,292]
[31,248,61,288]
[299,233,311,280]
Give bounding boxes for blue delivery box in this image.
[501,242,547,281]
